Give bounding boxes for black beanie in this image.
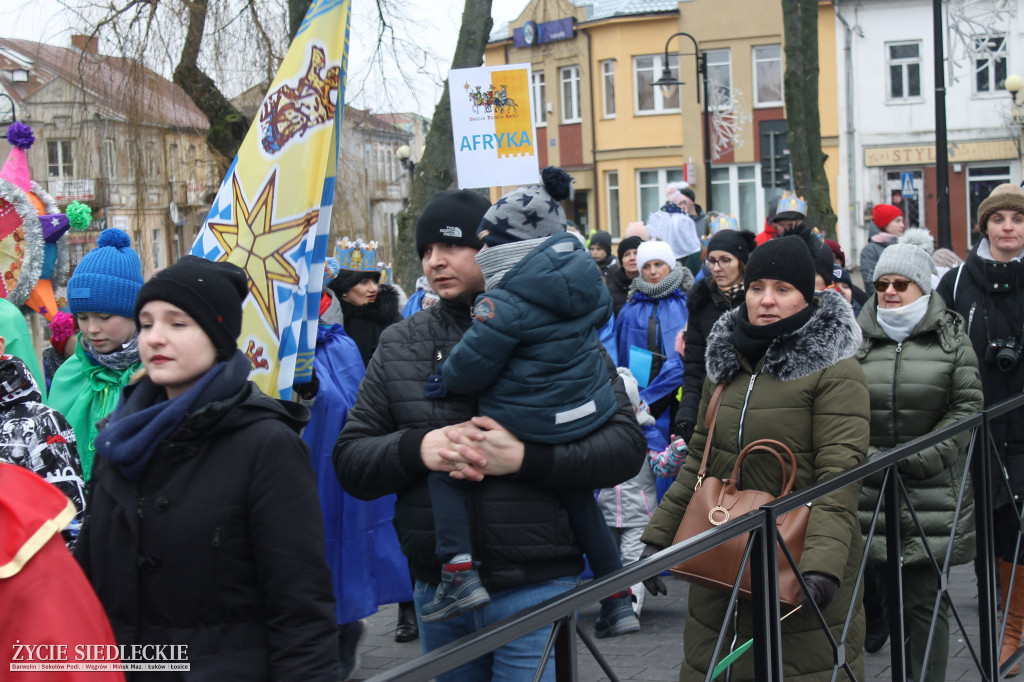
[617,235,643,262]
[134,256,248,359]
[706,230,757,264]
[812,240,835,286]
[743,235,815,303]
[415,190,490,258]
[589,230,612,257]
[328,268,381,298]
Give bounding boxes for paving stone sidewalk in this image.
[350,563,984,681]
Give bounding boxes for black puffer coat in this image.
[337,283,402,366]
[333,298,647,591]
[76,379,336,681]
[937,245,1024,507]
[675,276,743,440]
[606,267,632,315]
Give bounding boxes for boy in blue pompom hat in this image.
[421,168,642,638]
[47,228,144,479]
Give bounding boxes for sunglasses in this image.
[873,279,912,293]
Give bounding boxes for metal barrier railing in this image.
[371,392,1024,682]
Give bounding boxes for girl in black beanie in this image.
[76,256,338,680]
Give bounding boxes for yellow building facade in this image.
[486,0,840,239]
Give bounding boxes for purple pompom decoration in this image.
[6,122,35,150]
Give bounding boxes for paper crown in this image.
[323,256,340,280]
[334,238,379,273]
[701,212,738,247]
[775,191,807,217]
[376,261,392,285]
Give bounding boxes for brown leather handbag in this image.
[668,383,811,609]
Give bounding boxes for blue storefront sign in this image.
[513,18,575,48]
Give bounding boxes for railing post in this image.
[975,419,999,681]
[884,465,909,681]
[553,614,578,681]
[751,510,783,681]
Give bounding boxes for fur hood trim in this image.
[705,288,862,383]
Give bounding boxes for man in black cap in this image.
[334,189,645,681]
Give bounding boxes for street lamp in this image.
[653,32,712,212]
[0,93,16,125]
[1005,74,1024,169]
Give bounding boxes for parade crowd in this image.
[2,169,1024,682]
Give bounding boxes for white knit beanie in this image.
[872,228,935,294]
[636,240,676,272]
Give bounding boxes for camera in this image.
[986,338,1021,372]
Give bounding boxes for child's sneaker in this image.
[420,564,490,623]
[594,592,641,638]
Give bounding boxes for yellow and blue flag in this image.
[190,0,351,398]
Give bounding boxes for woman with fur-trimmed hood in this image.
[327,267,402,367]
[641,235,870,681]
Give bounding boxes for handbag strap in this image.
[694,383,728,489]
[731,439,799,496]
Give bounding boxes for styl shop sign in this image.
[450,64,539,189]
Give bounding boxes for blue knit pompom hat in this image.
[67,228,144,317]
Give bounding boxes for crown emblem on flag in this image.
[335,238,379,272]
[775,192,807,216]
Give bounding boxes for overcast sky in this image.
[3,0,530,118]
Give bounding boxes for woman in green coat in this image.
[641,235,870,681]
[856,229,983,680]
[47,229,144,480]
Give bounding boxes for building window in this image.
[968,165,1010,243]
[705,48,732,108]
[601,60,615,118]
[168,143,178,184]
[146,140,159,179]
[752,45,783,107]
[103,138,117,180]
[973,35,1007,94]
[606,170,620,235]
[47,140,73,178]
[634,54,680,114]
[884,170,923,228]
[560,65,581,123]
[887,42,922,101]
[637,168,685,219]
[710,165,761,231]
[532,70,546,126]
[152,228,162,270]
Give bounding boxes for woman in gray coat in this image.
[856,229,983,681]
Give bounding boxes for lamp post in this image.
[396,144,416,206]
[653,32,712,212]
[1006,74,1024,169]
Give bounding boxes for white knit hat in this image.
[636,240,676,272]
[873,228,935,294]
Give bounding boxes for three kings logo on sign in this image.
[450,64,538,188]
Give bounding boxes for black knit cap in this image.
[706,230,757,264]
[328,268,381,298]
[617,235,643,262]
[415,189,490,258]
[743,235,816,302]
[589,230,612,257]
[134,256,248,359]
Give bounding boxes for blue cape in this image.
[303,324,412,623]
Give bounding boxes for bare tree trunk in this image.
[288,0,312,41]
[782,0,837,237]
[173,0,250,161]
[392,0,493,289]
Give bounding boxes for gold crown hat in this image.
[376,260,392,285]
[772,191,808,223]
[334,238,380,273]
[701,212,739,247]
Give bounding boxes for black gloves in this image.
[637,543,668,597]
[293,369,319,401]
[800,571,839,618]
[675,420,695,443]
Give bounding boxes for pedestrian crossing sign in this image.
[901,172,916,198]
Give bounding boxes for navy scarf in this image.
[96,351,250,481]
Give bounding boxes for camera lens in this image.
[996,346,1019,372]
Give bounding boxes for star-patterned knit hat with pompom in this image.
[476,166,573,247]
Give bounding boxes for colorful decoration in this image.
[65,201,92,231]
[0,123,72,317]
[701,212,739,248]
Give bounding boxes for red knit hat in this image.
[872,204,903,229]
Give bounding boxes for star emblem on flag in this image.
[207,171,318,336]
